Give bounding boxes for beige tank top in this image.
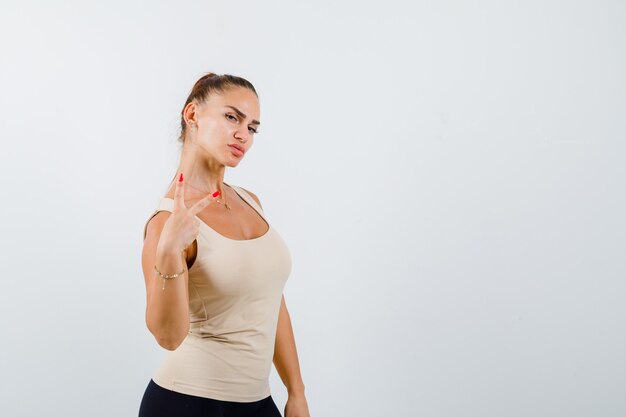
[142,184,292,402]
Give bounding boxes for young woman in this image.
[138,73,310,417]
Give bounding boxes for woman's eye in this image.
[227,114,257,134]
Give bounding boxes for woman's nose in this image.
[235,127,251,142]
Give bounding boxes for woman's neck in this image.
[176,143,226,195]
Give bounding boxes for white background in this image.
[1,1,625,416]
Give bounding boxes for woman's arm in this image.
[273,294,306,396]
[141,211,191,350]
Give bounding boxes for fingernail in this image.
[179,173,183,182]
[212,191,220,198]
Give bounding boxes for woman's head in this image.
[179,73,258,143]
[179,73,260,167]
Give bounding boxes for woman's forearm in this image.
[146,245,190,350]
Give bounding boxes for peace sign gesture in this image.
[159,173,220,254]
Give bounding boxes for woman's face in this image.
[189,86,260,166]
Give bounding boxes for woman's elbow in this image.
[146,318,188,350]
[156,334,184,351]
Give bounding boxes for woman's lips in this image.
[228,144,244,156]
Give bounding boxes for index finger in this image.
[190,190,219,215]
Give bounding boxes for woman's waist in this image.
[152,349,272,402]
[156,336,274,383]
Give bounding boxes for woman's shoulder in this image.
[231,184,263,210]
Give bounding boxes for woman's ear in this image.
[183,101,199,127]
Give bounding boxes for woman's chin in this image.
[224,158,242,168]
[224,152,244,166]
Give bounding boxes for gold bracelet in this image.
[154,265,185,290]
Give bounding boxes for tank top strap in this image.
[227,184,266,221]
[142,198,175,240]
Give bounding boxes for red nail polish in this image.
[179,173,183,182]
[212,191,220,198]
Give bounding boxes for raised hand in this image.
[158,172,220,254]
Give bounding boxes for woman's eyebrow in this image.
[225,105,261,125]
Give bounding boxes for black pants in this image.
[138,379,282,417]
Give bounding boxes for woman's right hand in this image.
[157,173,220,254]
